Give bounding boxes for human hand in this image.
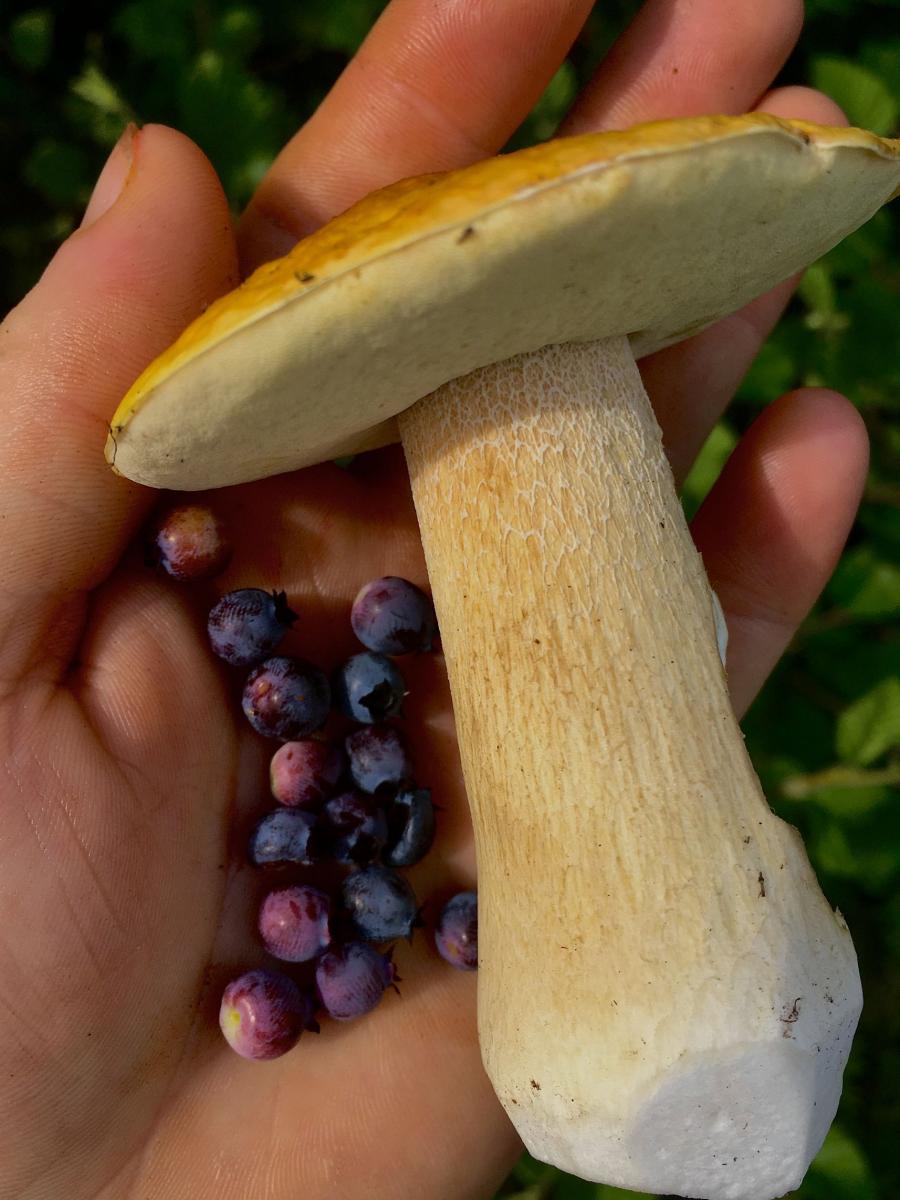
[0,3,868,1198]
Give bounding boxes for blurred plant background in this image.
[1,0,898,1196]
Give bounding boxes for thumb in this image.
[0,124,238,687]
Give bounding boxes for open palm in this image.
[0,3,869,1198]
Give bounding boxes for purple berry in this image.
[383,787,436,868]
[147,503,232,582]
[435,891,478,971]
[320,790,388,866]
[351,576,437,655]
[258,885,331,963]
[248,809,318,868]
[345,725,412,795]
[243,657,331,740]
[333,652,407,723]
[208,589,297,667]
[315,942,398,1021]
[341,865,418,942]
[219,968,317,1060]
[270,739,345,809]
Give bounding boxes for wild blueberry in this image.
[208,588,297,667]
[333,652,407,723]
[219,968,318,1060]
[320,790,388,866]
[315,942,398,1021]
[435,891,478,971]
[345,725,412,795]
[248,809,318,868]
[243,657,331,740]
[383,787,435,868]
[258,885,331,963]
[351,576,437,655]
[341,865,418,942]
[146,503,232,582]
[270,738,345,809]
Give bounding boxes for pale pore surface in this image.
[399,338,861,1200]
[108,122,900,489]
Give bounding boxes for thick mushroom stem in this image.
[398,336,861,1200]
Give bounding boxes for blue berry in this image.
[320,790,388,866]
[248,809,318,868]
[270,739,345,809]
[341,866,418,942]
[383,787,435,868]
[315,942,398,1021]
[351,577,437,655]
[435,892,478,971]
[220,968,318,1060]
[345,725,412,794]
[333,652,407,723]
[243,657,331,740]
[208,589,296,667]
[258,885,331,963]
[147,503,232,582]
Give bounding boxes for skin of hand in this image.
[0,2,869,1198]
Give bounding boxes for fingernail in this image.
[81,123,139,229]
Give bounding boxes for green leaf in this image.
[798,262,849,335]
[738,337,797,405]
[8,9,53,70]
[811,55,899,134]
[811,803,900,892]
[824,210,892,278]
[806,1125,877,1200]
[113,0,194,63]
[178,51,280,205]
[828,548,900,619]
[68,64,135,144]
[23,139,91,207]
[681,421,737,518]
[292,0,388,56]
[836,677,900,765]
[508,1153,557,1187]
[525,62,578,143]
[213,7,262,58]
[591,1186,654,1200]
[548,1177,599,1199]
[811,821,859,879]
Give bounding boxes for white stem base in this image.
[399,337,860,1200]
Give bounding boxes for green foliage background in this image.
[1,1,898,1196]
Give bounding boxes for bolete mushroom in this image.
[106,115,900,1199]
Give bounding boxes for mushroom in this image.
[106,115,900,1199]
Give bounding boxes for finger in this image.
[562,0,803,134]
[0,124,238,687]
[644,87,849,483]
[239,0,593,269]
[692,389,869,717]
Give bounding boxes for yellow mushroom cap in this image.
[106,114,900,491]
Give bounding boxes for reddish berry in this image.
[315,942,398,1021]
[147,503,232,582]
[345,725,412,794]
[351,577,437,654]
[384,787,435,867]
[341,866,418,942]
[435,892,478,971]
[248,809,318,868]
[258,885,331,963]
[333,653,407,723]
[320,791,388,866]
[270,739,345,809]
[243,657,331,740]
[219,968,317,1060]
[208,589,297,667]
